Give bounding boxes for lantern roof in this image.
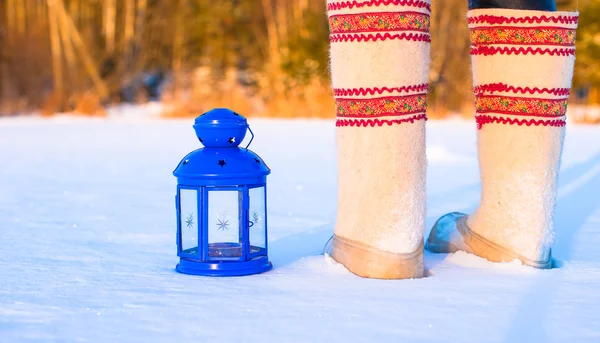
[173,147,270,181]
[173,109,270,183]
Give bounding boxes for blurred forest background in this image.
[0,0,598,120]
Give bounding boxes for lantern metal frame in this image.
[175,184,272,276]
[176,184,269,258]
[173,109,272,277]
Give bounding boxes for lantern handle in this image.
[244,126,255,151]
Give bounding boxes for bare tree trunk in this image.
[25,0,32,32]
[275,0,288,45]
[15,0,26,34]
[123,0,135,61]
[251,20,268,62]
[84,0,91,29]
[7,0,14,33]
[124,0,135,43]
[429,2,452,114]
[172,0,185,97]
[260,0,283,95]
[69,0,79,27]
[135,0,148,39]
[55,0,108,98]
[103,0,116,53]
[134,0,148,71]
[428,0,471,115]
[48,0,64,109]
[294,0,309,24]
[58,3,77,75]
[261,0,280,66]
[37,0,46,22]
[0,0,7,111]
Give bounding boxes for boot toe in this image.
[425,212,469,253]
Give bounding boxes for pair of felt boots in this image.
[326,0,578,278]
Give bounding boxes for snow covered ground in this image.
[1,111,600,342]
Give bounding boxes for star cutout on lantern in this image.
[218,159,226,167]
[217,218,230,231]
[185,213,194,228]
[228,137,236,144]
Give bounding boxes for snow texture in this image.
[1,112,600,342]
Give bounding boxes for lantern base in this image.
[175,255,273,276]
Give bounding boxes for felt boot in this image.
[325,0,431,279]
[426,7,578,268]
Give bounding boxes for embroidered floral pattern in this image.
[470,27,575,46]
[336,94,427,117]
[329,12,430,34]
[475,95,568,117]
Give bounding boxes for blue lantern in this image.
[173,108,272,276]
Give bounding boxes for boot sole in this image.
[456,215,553,269]
[329,234,424,279]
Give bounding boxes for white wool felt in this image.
[330,40,430,89]
[336,121,427,254]
[472,53,575,91]
[329,0,430,254]
[466,9,577,262]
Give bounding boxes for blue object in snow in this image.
[173,108,272,276]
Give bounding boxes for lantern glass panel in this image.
[249,186,266,254]
[179,188,199,255]
[208,190,242,258]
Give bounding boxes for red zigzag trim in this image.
[474,83,571,96]
[333,84,429,96]
[328,0,431,12]
[476,115,565,129]
[468,15,578,25]
[330,33,431,43]
[471,46,574,56]
[336,114,427,127]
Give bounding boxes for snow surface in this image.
[1,112,600,342]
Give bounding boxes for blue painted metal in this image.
[177,185,201,260]
[241,187,250,259]
[176,255,273,277]
[192,108,248,148]
[173,108,272,276]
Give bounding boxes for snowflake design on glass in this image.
[217,217,230,231]
[252,211,261,224]
[185,213,195,228]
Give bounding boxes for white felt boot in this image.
[326,0,431,279]
[427,9,578,268]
